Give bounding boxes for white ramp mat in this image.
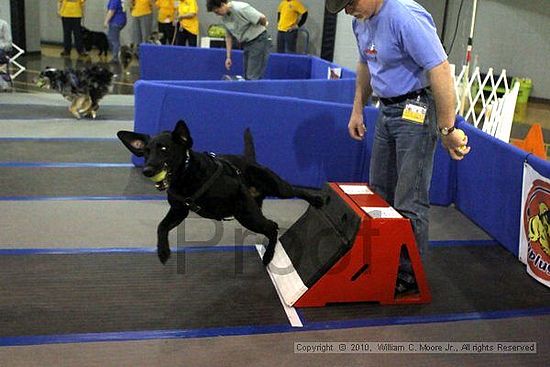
[257,241,307,327]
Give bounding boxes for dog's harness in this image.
[167,153,241,213]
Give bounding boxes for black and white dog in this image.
[117,120,323,266]
[35,65,113,119]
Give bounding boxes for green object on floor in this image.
[513,77,533,123]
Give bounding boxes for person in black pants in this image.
[58,0,88,57]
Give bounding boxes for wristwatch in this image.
[439,125,456,136]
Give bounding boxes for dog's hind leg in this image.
[157,207,189,264]
[246,164,324,208]
[234,190,279,266]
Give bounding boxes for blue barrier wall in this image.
[310,57,356,79]
[133,47,550,259]
[133,81,372,188]
[139,44,355,81]
[147,79,356,105]
[133,80,454,205]
[453,123,529,256]
[140,45,312,81]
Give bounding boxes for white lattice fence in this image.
[9,43,26,80]
[452,64,520,143]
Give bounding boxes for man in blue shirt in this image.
[326,0,470,288]
[104,0,127,64]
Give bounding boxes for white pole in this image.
[460,0,479,116]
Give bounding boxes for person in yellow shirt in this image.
[277,0,307,53]
[155,0,176,44]
[58,0,88,57]
[130,0,153,44]
[175,0,199,47]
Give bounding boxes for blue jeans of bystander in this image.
[369,92,439,256]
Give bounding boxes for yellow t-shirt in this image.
[178,0,199,35]
[277,0,307,32]
[156,0,176,23]
[58,0,85,18]
[132,0,153,17]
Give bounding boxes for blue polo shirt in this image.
[352,0,447,98]
[107,0,127,27]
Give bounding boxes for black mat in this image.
[0,167,161,197]
[0,251,285,337]
[0,245,548,338]
[0,141,130,163]
[301,245,550,322]
[0,104,134,121]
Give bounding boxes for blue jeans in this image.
[108,23,125,61]
[369,93,438,255]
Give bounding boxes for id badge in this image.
[402,99,427,124]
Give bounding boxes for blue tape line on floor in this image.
[0,246,258,255]
[1,307,549,347]
[0,195,164,201]
[0,162,133,168]
[429,240,499,247]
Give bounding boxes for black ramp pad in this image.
[0,104,134,121]
[0,140,130,163]
[0,167,161,197]
[0,251,286,337]
[300,245,550,322]
[280,184,361,287]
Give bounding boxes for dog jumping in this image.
[117,120,323,266]
[35,65,113,119]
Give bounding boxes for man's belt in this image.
[379,87,430,106]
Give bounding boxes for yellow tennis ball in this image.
[454,128,468,153]
[150,170,167,183]
[455,128,466,142]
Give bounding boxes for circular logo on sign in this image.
[524,179,550,279]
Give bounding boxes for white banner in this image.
[519,162,550,287]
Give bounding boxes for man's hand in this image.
[348,114,366,141]
[442,128,471,160]
[225,57,232,70]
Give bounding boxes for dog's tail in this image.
[244,128,256,163]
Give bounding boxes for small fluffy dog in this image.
[35,65,113,119]
[148,31,164,45]
[81,27,109,57]
[119,44,137,75]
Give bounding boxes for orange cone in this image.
[511,123,547,160]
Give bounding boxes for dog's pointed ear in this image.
[172,120,193,148]
[117,130,150,157]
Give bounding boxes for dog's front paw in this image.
[157,246,171,264]
[262,244,275,266]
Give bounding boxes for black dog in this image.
[117,120,323,266]
[81,27,109,57]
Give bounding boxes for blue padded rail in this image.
[453,122,529,256]
[146,79,356,105]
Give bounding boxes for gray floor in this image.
[1,88,549,366]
